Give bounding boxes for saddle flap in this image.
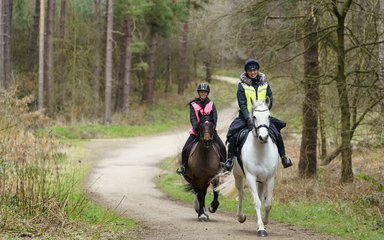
[189,140,221,159]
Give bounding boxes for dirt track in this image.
[86,76,340,240]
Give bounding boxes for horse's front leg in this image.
[234,173,246,223]
[209,178,220,213]
[197,188,209,221]
[263,178,275,225]
[245,173,267,237]
[194,192,199,213]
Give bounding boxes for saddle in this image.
[188,137,221,159]
[233,127,278,172]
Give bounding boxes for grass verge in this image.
[156,156,384,240]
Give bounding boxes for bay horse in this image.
[184,120,221,221]
[220,99,279,236]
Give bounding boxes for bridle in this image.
[199,121,214,147]
[251,108,270,140]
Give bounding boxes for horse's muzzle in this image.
[258,135,269,144]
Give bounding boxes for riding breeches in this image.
[270,116,286,131]
[181,134,198,164]
[226,117,247,142]
[269,119,286,158]
[213,132,226,163]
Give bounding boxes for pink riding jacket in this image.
[190,101,213,136]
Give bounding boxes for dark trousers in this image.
[269,116,287,158]
[181,134,197,165]
[226,116,287,159]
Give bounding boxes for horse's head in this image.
[251,99,270,143]
[198,121,215,147]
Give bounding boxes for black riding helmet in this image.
[197,82,210,93]
[244,58,260,71]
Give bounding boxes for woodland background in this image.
[0,0,383,238]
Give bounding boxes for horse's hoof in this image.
[237,215,246,223]
[257,229,268,237]
[209,203,219,213]
[198,214,209,222]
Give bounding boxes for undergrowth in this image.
[0,88,140,239]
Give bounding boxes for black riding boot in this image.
[276,134,292,168]
[176,161,187,175]
[176,144,190,175]
[223,137,236,171]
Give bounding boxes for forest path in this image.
[85,76,339,240]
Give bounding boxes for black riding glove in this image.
[247,118,254,131]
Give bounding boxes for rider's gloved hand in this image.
[247,118,254,131]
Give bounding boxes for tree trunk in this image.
[104,0,114,125]
[164,53,171,93]
[204,60,212,83]
[121,17,133,113]
[332,0,353,183]
[142,30,159,105]
[178,20,189,95]
[94,0,101,116]
[318,94,327,160]
[378,0,384,112]
[177,0,190,95]
[0,0,4,89]
[115,31,124,112]
[29,0,40,70]
[4,0,13,88]
[57,0,66,111]
[115,17,132,113]
[46,0,54,114]
[38,0,45,110]
[299,4,320,178]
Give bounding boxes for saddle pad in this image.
[235,127,278,173]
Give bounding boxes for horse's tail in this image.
[214,173,238,198]
[184,183,195,192]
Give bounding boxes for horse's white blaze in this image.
[251,101,270,141]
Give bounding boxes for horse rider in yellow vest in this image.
[223,58,293,171]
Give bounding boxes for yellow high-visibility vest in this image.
[241,82,268,112]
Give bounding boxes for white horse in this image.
[223,99,279,237]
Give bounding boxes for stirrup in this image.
[176,166,186,175]
[223,159,233,171]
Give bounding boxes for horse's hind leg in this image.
[209,178,220,213]
[234,173,246,223]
